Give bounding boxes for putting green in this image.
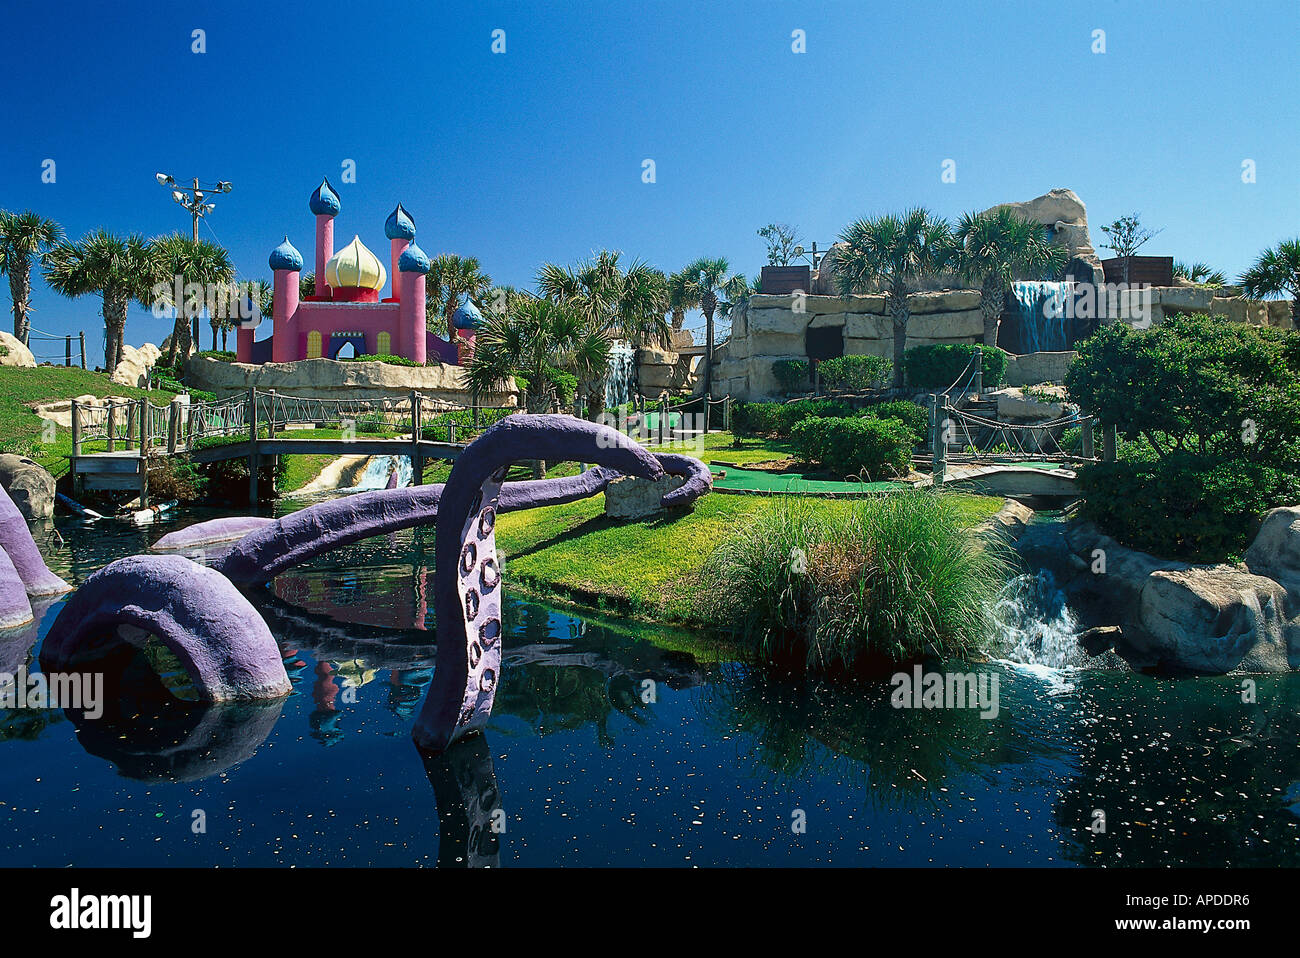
[709,464,910,495]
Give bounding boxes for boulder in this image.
[0,455,56,520]
[111,342,162,388]
[984,188,1099,267]
[1003,351,1075,386]
[908,290,981,313]
[0,332,36,368]
[1136,567,1295,673]
[992,387,1066,422]
[604,473,688,519]
[1244,506,1300,596]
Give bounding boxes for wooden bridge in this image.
[69,389,509,506]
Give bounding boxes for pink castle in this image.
[237,178,472,366]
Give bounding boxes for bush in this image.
[195,350,236,362]
[340,353,424,367]
[790,416,914,479]
[731,401,782,437]
[819,355,891,392]
[772,359,810,393]
[865,399,928,440]
[421,406,513,440]
[903,343,1006,389]
[1078,453,1300,562]
[695,492,1012,671]
[731,400,856,438]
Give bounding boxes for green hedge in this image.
[903,344,1006,389]
[772,359,809,393]
[865,400,928,440]
[819,355,891,392]
[789,416,914,479]
[421,406,513,440]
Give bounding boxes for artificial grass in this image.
[495,490,1002,624]
[645,431,795,466]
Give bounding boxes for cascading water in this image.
[605,340,636,410]
[344,455,413,492]
[1011,281,1073,352]
[991,568,1086,681]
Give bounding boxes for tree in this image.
[152,234,236,366]
[666,268,700,333]
[834,209,953,388]
[0,210,64,346]
[43,230,154,371]
[1173,261,1227,287]
[466,295,608,476]
[680,257,737,398]
[952,208,1066,346]
[537,250,670,416]
[426,254,492,340]
[1240,239,1300,325]
[1098,213,1163,285]
[757,223,802,267]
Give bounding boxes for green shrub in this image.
[772,359,810,393]
[341,353,424,367]
[864,399,928,440]
[695,492,1012,671]
[790,416,914,479]
[421,406,513,440]
[731,400,857,438]
[195,350,236,362]
[903,343,1006,389]
[1078,453,1300,562]
[731,401,782,437]
[819,355,891,392]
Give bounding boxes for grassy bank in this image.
[495,489,1001,624]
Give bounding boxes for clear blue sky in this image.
[2,0,1297,360]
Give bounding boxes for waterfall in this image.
[345,455,413,492]
[604,340,636,411]
[1011,281,1073,353]
[991,569,1086,675]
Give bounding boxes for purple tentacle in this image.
[0,484,69,598]
[153,516,275,553]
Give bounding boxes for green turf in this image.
[710,465,911,494]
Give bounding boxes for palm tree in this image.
[834,209,953,389]
[0,211,64,346]
[1239,240,1300,324]
[1174,261,1227,287]
[43,230,154,371]
[467,296,608,476]
[538,250,671,416]
[680,257,737,398]
[427,254,492,340]
[666,268,700,333]
[152,234,236,366]
[952,208,1066,347]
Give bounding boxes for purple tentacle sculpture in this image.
[42,414,711,749]
[41,555,291,701]
[152,516,276,553]
[0,484,70,600]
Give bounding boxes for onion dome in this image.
[325,235,387,291]
[452,299,484,331]
[268,236,303,272]
[398,242,430,274]
[385,203,417,241]
[309,177,341,217]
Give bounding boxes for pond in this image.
[2,506,1298,867]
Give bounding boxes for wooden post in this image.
[411,390,423,486]
[935,398,950,484]
[106,403,117,453]
[247,387,258,504]
[70,400,82,495]
[79,331,86,369]
[972,345,983,396]
[65,336,72,367]
[1081,416,1095,459]
[448,421,456,444]
[267,389,277,437]
[167,400,180,455]
[723,394,731,432]
[473,401,480,430]
[1103,423,1117,462]
[124,402,135,451]
[704,393,712,434]
[139,399,151,509]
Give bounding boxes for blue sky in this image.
[2,0,1297,359]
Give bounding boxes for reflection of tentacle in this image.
[0,484,69,598]
[421,735,502,867]
[152,516,275,553]
[414,414,667,752]
[0,547,33,631]
[41,555,291,702]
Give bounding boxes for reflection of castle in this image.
[236,178,479,366]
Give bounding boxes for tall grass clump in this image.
[696,491,1011,673]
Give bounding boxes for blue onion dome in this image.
[268,236,303,272]
[398,242,430,274]
[385,203,417,240]
[452,299,484,331]
[309,177,341,217]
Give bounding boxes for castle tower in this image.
[268,237,303,363]
[309,178,341,299]
[385,203,416,302]
[452,300,483,365]
[398,242,430,364]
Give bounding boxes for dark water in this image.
[2,507,1298,867]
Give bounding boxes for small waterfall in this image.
[605,340,636,411]
[991,569,1086,673]
[345,455,413,492]
[1011,281,1073,352]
